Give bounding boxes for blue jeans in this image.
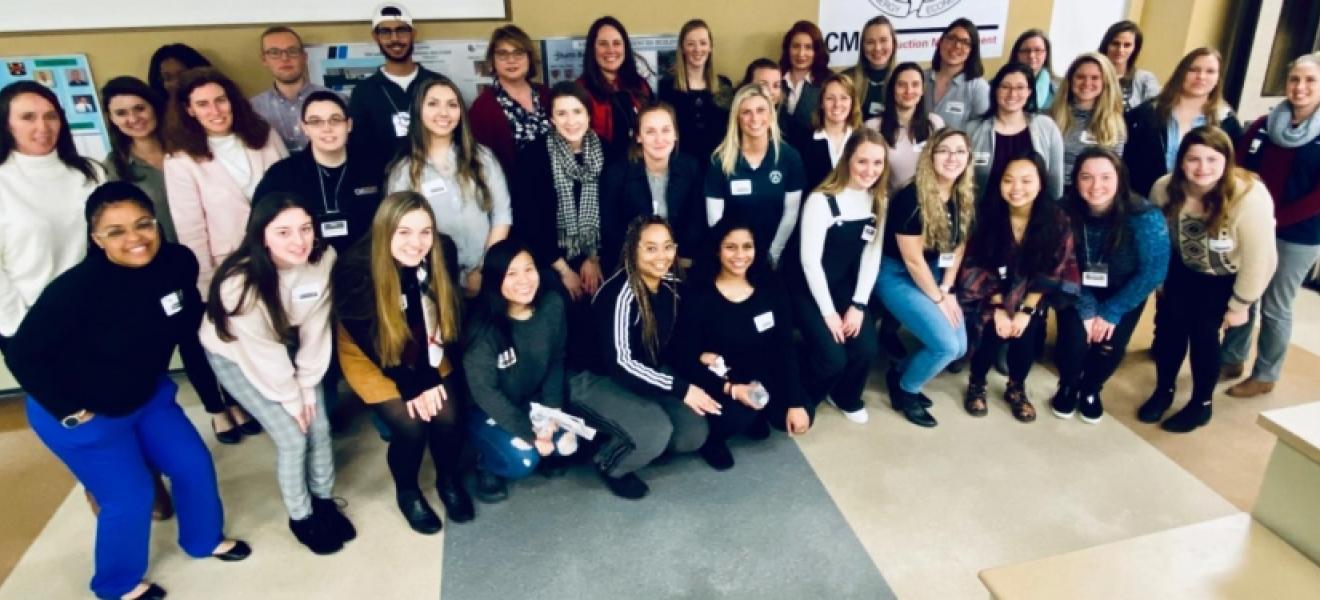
[1221,239,1320,381]
[467,409,573,480]
[27,376,225,599]
[875,256,968,394]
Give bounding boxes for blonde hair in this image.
[816,129,889,223]
[368,192,461,366]
[672,19,718,93]
[714,85,782,175]
[848,16,898,102]
[912,129,976,251]
[1050,52,1127,147]
[812,73,863,132]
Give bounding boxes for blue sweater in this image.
[1070,200,1169,323]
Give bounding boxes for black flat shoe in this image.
[1160,400,1212,433]
[311,497,356,543]
[473,469,508,504]
[698,439,735,471]
[899,392,938,428]
[1138,387,1175,424]
[598,468,648,500]
[211,539,251,561]
[437,478,475,523]
[396,490,442,535]
[211,420,242,445]
[886,368,931,410]
[124,582,167,600]
[237,419,263,436]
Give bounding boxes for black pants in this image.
[793,295,878,412]
[1055,301,1145,395]
[970,314,1045,384]
[1154,259,1235,404]
[177,333,237,414]
[371,386,465,494]
[706,396,760,442]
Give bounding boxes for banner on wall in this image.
[1,54,109,159]
[306,40,493,105]
[819,0,1011,67]
[540,35,678,91]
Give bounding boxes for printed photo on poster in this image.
[818,0,1011,67]
[0,53,110,159]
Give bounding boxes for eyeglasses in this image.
[374,25,413,38]
[94,218,157,241]
[263,47,304,60]
[304,115,348,128]
[933,148,969,157]
[943,35,973,49]
[494,49,528,61]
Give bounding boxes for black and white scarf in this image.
[547,131,604,259]
[495,82,550,149]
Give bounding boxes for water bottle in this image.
[747,381,770,408]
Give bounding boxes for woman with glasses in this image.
[925,18,990,131]
[846,16,899,121]
[1099,21,1161,111]
[470,25,551,176]
[967,63,1066,201]
[7,182,250,600]
[1011,29,1058,110]
[658,19,734,172]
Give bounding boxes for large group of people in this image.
[1,4,1315,599]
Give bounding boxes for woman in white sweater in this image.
[0,81,105,345]
[199,192,352,555]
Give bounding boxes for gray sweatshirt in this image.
[966,114,1066,200]
[462,291,568,441]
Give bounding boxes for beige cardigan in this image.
[1149,173,1279,312]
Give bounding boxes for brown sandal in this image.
[1005,381,1036,423]
[964,383,988,417]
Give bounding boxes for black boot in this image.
[311,496,356,543]
[1160,399,1212,433]
[1138,386,1176,423]
[437,476,475,523]
[886,367,931,411]
[289,514,343,555]
[396,490,441,535]
[899,390,938,428]
[598,466,649,499]
[473,468,508,504]
[699,438,735,471]
[1050,384,1079,419]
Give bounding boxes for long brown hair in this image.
[779,20,832,83]
[164,68,272,160]
[393,76,493,211]
[913,129,976,251]
[368,192,461,366]
[815,128,889,222]
[620,215,679,363]
[1164,125,1256,233]
[1153,48,1231,128]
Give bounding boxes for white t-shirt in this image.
[382,65,420,92]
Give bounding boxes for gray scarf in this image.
[547,131,604,259]
[1266,101,1320,148]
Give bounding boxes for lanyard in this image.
[317,162,346,215]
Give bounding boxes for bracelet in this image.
[931,292,946,304]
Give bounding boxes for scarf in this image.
[547,131,604,259]
[495,81,551,149]
[1266,101,1320,149]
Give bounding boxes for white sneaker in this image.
[827,398,869,424]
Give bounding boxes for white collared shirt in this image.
[784,73,813,114]
[813,126,855,169]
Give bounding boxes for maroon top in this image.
[469,82,552,175]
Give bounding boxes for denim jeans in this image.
[874,256,968,394]
[1221,239,1320,382]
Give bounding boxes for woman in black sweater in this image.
[674,217,809,469]
[462,238,575,503]
[6,182,249,600]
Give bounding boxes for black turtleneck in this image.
[6,243,202,418]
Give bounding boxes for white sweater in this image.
[198,247,336,416]
[0,152,104,336]
[798,188,885,316]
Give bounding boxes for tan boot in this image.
[1219,362,1244,382]
[1226,378,1274,398]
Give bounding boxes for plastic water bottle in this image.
[747,381,770,408]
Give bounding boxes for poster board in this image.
[306,40,493,104]
[1,54,110,160]
[818,0,1012,67]
[540,35,678,91]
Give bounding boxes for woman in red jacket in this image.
[577,16,654,160]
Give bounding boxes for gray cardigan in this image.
[966,114,1066,200]
[1122,69,1161,111]
[925,70,990,131]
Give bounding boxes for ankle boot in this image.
[1160,399,1212,433]
[437,476,475,523]
[1138,386,1175,423]
[311,497,356,543]
[396,490,442,535]
[899,391,938,428]
[289,514,343,555]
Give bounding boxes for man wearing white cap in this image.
[347,3,441,167]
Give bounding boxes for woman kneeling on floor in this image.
[959,152,1080,422]
[571,216,716,500]
[199,192,354,555]
[333,192,475,533]
[7,182,250,600]
[463,238,579,503]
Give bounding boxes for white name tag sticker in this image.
[946,101,965,115]
[400,293,408,310]
[391,112,410,137]
[1208,237,1235,253]
[292,284,321,303]
[428,341,444,368]
[972,151,991,166]
[160,291,183,316]
[753,311,775,332]
[1079,130,1098,144]
[730,179,753,196]
[938,252,957,268]
[422,178,448,197]
[1250,138,1262,153]
[320,219,348,238]
[861,224,877,241]
[497,348,517,369]
[997,265,1007,278]
[1082,271,1109,288]
[354,185,379,196]
[869,101,883,115]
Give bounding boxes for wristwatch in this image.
[850,301,867,311]
[60,410,89,429]
[1016,304,1037,316]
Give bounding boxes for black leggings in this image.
[1055,302,1144,395]
[371,389,464,494]
[177,333,238,414]
[1154,259,1235,403]
[970,315,1045,385]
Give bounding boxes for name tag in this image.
[497,348,517,369]
[1208,237,1235,253]
[354,185,379,196]
[400,293,408,310]
[1083,271,1109,288]
[730,179,753,196]
[160,291,183,316]
[946,101,965,115]
[997,265,1007,278]
[391,112,410,137]
[293,284,321,303]
[428,340,444,368]
[1249,138,1262,153]
[938,252,956,268]
[1079,130,1098,144]
[972,151,991,166]
[753,311,775,332]
[321,219,348,238]
[869,101,883,116]
[861,224,877,241]
[422,178,448,197]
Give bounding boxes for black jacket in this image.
[346,66,441,167]
[802,136,834,194]
[509,139,567,269]
[1124,100,1244,197]
[599,152,704,274]
[657,75,733,167]
[589,271,688,402]
[254,149,386,254]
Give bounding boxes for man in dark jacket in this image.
[347,3,442,166]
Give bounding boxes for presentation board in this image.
[1,0,508,33]
[1,54,110,160]
[540,35,678,91]
[818,0,1012,67]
